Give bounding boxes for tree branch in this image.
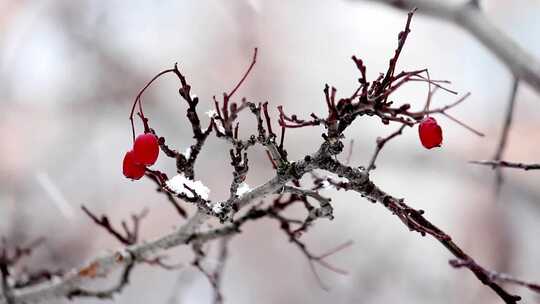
[470,160,540,171]
[492,78,519,194]
[357,0,540,94]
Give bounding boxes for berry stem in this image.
[129,68,176,142]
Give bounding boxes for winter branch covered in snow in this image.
[2,10,540,304]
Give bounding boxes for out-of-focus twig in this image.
[356,0,540,94]
[450,259,540,295]
[470,160,540,171]
[492,78,519,195]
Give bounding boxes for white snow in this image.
[236,182,250,196]
[166,173,210,200]
[216,123,226,134]
[183,147,191,159]
[321,180,333,189]
[205,109,218,118]
[212,202,224,214]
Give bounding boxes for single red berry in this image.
[418,117,443,149]
[133,133,159,165]
[123,150,146,180]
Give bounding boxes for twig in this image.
[67,260,135,300]
[470,160,540,171]
[192,237,231,304]
[367,124,406,171]
[212,238,230,304]
[317,155,522,303]
[357,0,540,94]
[81,206,148,245]
[493,78,520,195]
[0,263,14,304]
[145,173,188,218]
[450,258,540,295]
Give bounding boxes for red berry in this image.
[123,150,146,180]
[133,133,159,165]
[418,117,443,149]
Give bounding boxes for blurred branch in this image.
[191,237,231,304]
[356,0,540,94]
[67,260,135,300]
[81,206,148,246]
[450,259,540,295]
[0,211,209,304]
[470,160,540,171]
[493,78,519,194]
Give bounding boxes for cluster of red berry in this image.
[122,133,160,180]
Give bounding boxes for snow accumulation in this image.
[165,173,210,200]
[236,182,250,196]
[205,109,218,118]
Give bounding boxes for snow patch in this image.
[183,147,191,159]
[166,174,210,200]
[205,109,218,118]
[216,123,226,134]
[321,180,333,189]
[212,202,224,214]
[236,182,250,196]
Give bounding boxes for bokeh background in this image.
[1,0,539,303]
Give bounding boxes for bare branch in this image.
[317,155,522,303]
[470,160,540,171]
[81,206,148,245]
[67,260,135,300]
[367,124,406,171]
[493,78,520,194]
[450,259,540,295]
[357,0,540,94]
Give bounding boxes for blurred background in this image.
[1,0,539,303]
